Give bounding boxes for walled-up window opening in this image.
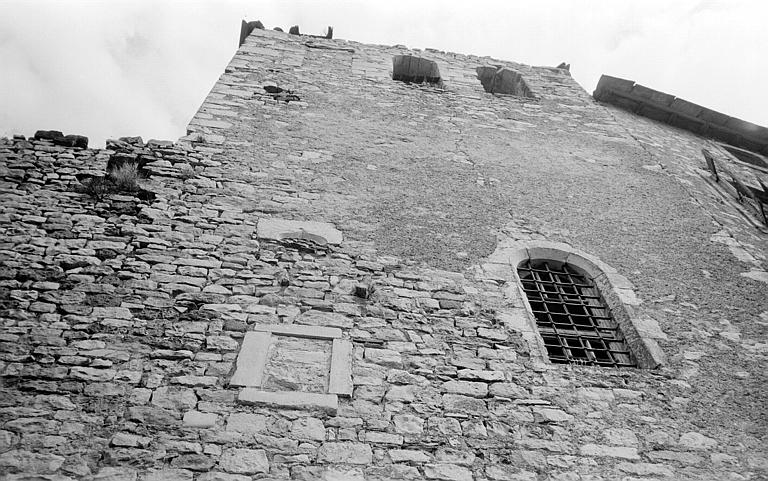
[721,144,768,170]
[476,66,534,98]
[517,260,636,367]
[392,55,442,85]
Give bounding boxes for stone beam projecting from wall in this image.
[594,75,768,156]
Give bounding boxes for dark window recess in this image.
[476,66,534,98]
[721,144,768,169]
[392,55,442,85]
[518,260,635,368]
[262,86,300,103]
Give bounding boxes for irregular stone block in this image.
[91,466,139,480]
[441,380,488,398]
[579,443,640,460]
[678,431,717,450]
[317,442,373,464]
[34,129,64,141]
[617,462,674,477]
[69,367,116,382]
[183,411,217,428]
[151,386,197,411]
[428,417,462,435]
[173,375,218,387]
[442,394,488,415]
[296,310,353,329]
[0,430,19,452]
[142,469,194,481]
[489,382,527,398]
[604,427,639,446]
[385,385,415,402]
[576,387,615,402]
[457,369,505,382]
[477,327,508,341]
[219,448,269,474]
[435,447,476,466]
[364,431,403,445]
[0,449,65,473]
[226,413,267,434]
[127,405,180,425]
[110,432,150,448]
[646,450,705,465]
[91,307,132,319]
[423,463,474,481]
[393,414,424,435]
[291,417,326,441]
[197,473,251,481]
[171,454,215,471]
[364,348,403,368]
[390,449,430,463]
[206,336,239,351]
[532,407,574,424]
[257,218,343,245]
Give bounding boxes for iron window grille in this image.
[518,260,636,368]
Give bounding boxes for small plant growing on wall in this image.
[79,177,112,201]
[76,162,143,200]
[179,164,196,180]
[108,163,140,192]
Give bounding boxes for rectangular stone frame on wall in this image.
[230,324,353,414]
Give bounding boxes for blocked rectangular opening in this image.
[392,55,442,85]
[477,66,534,98]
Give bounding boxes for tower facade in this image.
[0,24,767,480]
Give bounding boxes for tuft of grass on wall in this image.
[77,162,144,200]
[79,177,112,201]
[179,164,196,180]
[108,163,140,193]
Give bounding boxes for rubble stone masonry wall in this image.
[1,27,767,480]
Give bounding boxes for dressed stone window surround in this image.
[231,324,353,414]
[483,240,666,369]
[518,259,635,367]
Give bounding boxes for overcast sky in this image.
[1,0,766,148]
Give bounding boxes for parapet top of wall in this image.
[238,24,581,101]
[593,75,768,156]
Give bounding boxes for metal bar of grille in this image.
[518,260,636,368]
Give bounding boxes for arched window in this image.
[517,259,635,367]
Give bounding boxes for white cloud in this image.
[1,0,766,147]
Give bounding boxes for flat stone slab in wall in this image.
[257,218,343,245]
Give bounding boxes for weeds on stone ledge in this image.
[77,163,141,200]
[179,164,196,180]
[108,163,140,192]
[79,177,112,201]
